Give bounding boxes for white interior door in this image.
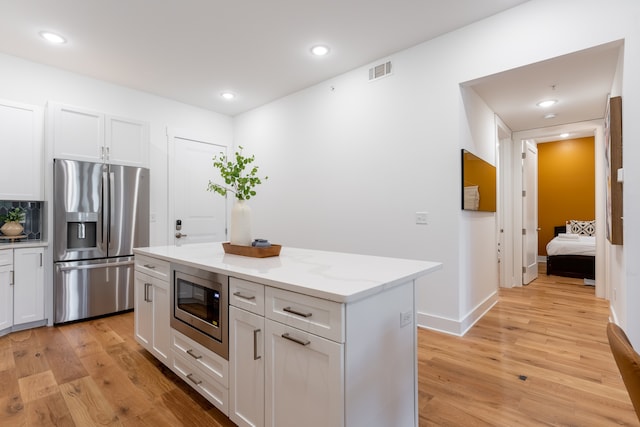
[522,140,538,284]
[168,129,227,245]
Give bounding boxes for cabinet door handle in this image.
[143,264,156,269]
[233,291,256,301]
[186,349,202,360]
[253,329,261,360]
[9,270,14,286]
[40,253,42,267]
[186,373,202,385]
[282,332,310,346]
[283,306,312,318]
[144,283,152,302]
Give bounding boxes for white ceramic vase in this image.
[230,200,252,246]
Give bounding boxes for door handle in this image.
[175,232,188,238]
[253,329,262,360]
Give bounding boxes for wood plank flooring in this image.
[0,272,637,426]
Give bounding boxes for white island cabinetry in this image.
[134,243,441,427]
[229,277,265,427]
[134,254,170,364]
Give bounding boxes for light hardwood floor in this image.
[0,272,637,426]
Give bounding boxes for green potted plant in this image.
[0,207,26,236]
[207,146,268,246]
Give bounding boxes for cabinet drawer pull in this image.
[233,291,256,301]
[186,349,202,360]
[143,264,156,269]
[254,329,261,360]
[282,332,310,346]
[186,373,202,385]
[283,306,312,318]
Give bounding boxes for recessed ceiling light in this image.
[536,99,557,108]
[560,133,570,138]
[40,31,66,44]
[310,45,330,56]
[544,113,557,119]
[221,92,235,100]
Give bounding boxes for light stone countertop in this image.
[0,240,49,249]
[134,242,441,303]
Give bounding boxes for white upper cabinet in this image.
[0,99,44,200]
[105,115,149,167]
[50,102,149,168]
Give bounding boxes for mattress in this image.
[546,234,596,256]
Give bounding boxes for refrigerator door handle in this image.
[58,260,134,272]
[102,170,109,249]
[109,171,115,249]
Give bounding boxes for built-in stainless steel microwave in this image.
[170,263,228,360]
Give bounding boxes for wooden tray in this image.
[222,242,281,258]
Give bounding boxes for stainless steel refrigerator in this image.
[53,158,149,323]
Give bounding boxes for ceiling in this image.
[0,0,531,116]
[467,41,622,134]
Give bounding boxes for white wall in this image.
[0,52,233,247]
[235,0,640,337]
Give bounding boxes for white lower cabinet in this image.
[13,247,44,325]
[264,319,344,427]
[171,329,229,415]
[0,247,46,334]
[0,250,14,332]
[134,270,170,363]
[229,306,265,427]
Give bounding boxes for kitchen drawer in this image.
[171,329,228,388]
[265,287,345,343]
[0,250,13,266]
[230,277,265,316]
[172,350,229,416]
[135,254,170,281]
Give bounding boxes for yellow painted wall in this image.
[538,136,595,255]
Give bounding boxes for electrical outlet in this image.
[400,311,412,327]
[415,212,428,225]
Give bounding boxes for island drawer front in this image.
[265,287,345,343]
[171,329,229,388]
[0,250,13,266]
[135,254,170,281]
[230,277,265,316]
[172,350,229,416]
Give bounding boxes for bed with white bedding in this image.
[546,224,595,280]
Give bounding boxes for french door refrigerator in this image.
[53,158,149,323]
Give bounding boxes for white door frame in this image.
[510,121,606,297]
[496,115,515,288]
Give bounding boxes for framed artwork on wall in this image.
[605,95,623,245]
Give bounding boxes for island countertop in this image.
[134,242,441,303]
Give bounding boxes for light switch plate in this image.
[415,212,428,225]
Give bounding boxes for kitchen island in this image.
[134,242,441,427]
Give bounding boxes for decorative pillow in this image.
[569,220,595,236]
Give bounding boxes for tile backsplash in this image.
[0,201,42,240]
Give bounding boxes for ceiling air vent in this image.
[369,61,392,81]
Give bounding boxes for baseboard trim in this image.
[417,291,499,336]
